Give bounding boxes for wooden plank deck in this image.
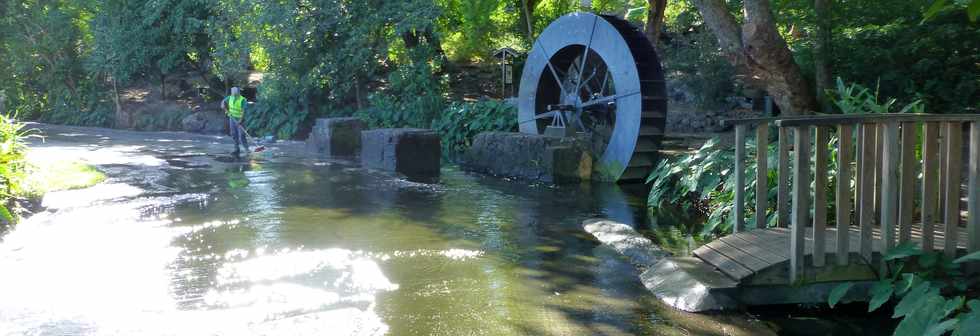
[693,224,971,281]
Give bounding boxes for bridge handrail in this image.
[721,113,979,282]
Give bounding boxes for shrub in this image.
[0,114,30,225]
[355,46,448,130]
[829,243,980,336]
[433,99,518,157]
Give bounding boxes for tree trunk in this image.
[354,76,363,110]
[813,0,833,113]
[112,77,129,128]
[691,0,818,115]
[645,0,667,47]
[520,0,539,41]
[160,73,166,101]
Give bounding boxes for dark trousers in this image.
[229,117,248,152]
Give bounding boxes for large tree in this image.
[691,0,818,115]
[645,0,667,46]
[813,0,833,113]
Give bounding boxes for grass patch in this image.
[23,160,106,198]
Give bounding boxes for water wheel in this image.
[517,12,667,182]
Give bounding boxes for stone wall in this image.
[361,128,441,181]
[307,118,366,157]
[665,79,767,133]
[462,132,592,184]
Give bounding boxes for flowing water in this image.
[0,125,776,336]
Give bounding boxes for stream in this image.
[0,124,878,335]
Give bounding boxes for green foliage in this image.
[646,136,779,237]
[0,114,30,225]
[437,0,510,61]
[829,11,978,114]
[829,78,925,115]
[828,283,855,308]
[953,251,980,264]
[236,0,445,139]
[923,0,980,22]
[433,100,518,156]
[0,0,106,125]
[829,242,980,336]
[356,46,448,130]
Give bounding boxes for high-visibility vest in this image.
[227,95,245,119]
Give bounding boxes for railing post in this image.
[880,122,900,253]
[734,124,747,232]
[944,122,963,258]
[969,122,979,254]
[813,127,829,267]
[778,127,791,227]
[873,125,883,225]
[836,124,854,265]
[790,126,810,283]
[898,123,917,243]
[756,124,770,230]
[922,123,941,252]
[939,125,948,222]
[859,124,876,261]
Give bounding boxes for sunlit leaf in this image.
[895,273,920,296]
[894,282,940,318]
[869,279,894,312]
[828,283,854,308]
[952,300,980,336]
[885,241,923,261]
[953,251,980,264]
[894,294,955,336]
[923,0,949,22]
[968,0,980,21]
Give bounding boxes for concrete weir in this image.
[584,218,875,312]
[462,132,591,184]
[583,219,739,312]
[307,117,366,157]
[361,128,441,181]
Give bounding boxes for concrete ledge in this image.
[307,118,366,157]
[640,257,739,312]
[361,128,440,181]
[584,218,739,312]
[463,132,591,184]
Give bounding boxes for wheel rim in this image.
[518,13,667,182]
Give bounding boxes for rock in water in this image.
[360,128,441,181]
[306,118,366,157]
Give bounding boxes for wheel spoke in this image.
[573,16,599,100]
[580,67,598,94]
[598,69,611,97]
[581,91,641,109]
[533,39,568,94]
[518,111,558,125]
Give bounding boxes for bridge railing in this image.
[724,114,980,282]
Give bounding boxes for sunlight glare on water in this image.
[0,135,688,336]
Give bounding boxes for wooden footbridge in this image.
[679,114,978,306]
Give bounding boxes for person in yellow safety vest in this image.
[221,87,249,157]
